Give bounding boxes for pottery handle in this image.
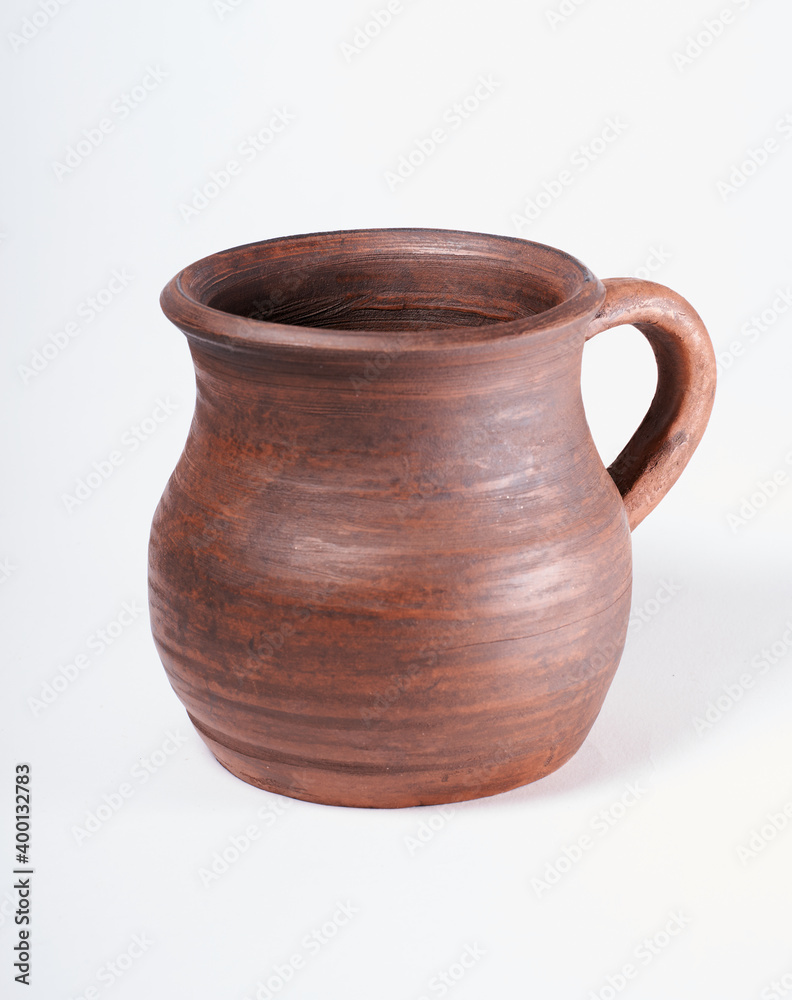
[585,277,716,531]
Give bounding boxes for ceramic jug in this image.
[149,228,716,807]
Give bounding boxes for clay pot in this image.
[149,229,716,807]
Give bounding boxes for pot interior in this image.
[200,232,585,333]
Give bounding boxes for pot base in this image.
[188,711,590,809]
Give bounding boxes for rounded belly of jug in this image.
[148,447,632,807]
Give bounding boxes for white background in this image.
[3,0,792,997]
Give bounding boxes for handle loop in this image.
[586,278,716,530]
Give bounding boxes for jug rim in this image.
[160,227,606,353]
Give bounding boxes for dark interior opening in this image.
[205,253,568,332]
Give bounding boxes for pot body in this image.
[149,231,634,806]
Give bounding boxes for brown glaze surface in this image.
[149,229,716,807]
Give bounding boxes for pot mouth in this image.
[160,228,605,353]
